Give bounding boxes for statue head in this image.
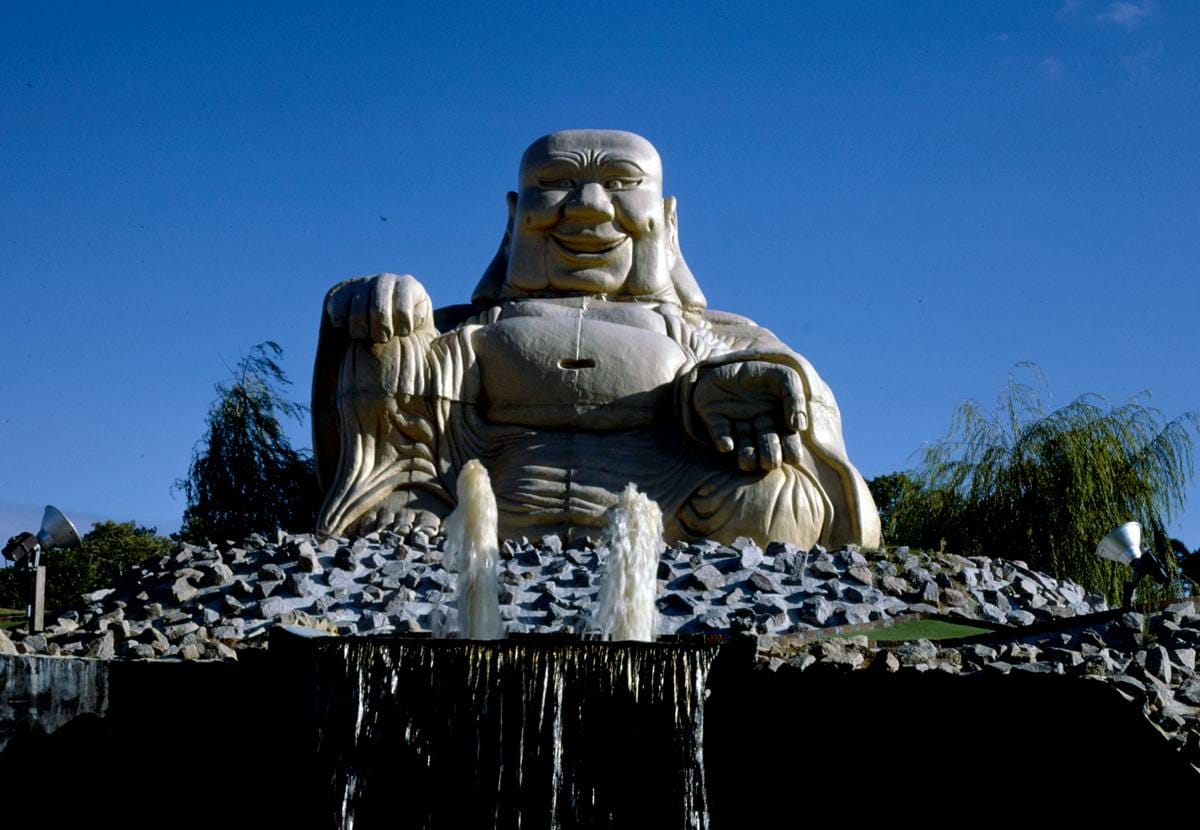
[473,130,706,311]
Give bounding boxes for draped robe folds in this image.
[312,296,881,549]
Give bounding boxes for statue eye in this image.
[604,178,641,191]
[539,178,575,190]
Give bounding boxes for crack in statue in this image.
[312,130,881,549]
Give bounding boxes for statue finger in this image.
[326,281,354,328]
[349,281,372,341]
[371,273,397,342]
[704,414,735,453]
[375,505,397,532]
[392,274,424,336]
[781,370,808,432]
[756,425,783,470]
[415,510,441,536]
[783,433,804,466]
[735,422,757,472]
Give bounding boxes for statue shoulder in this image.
[434,303,502,332]
[697,308,790,354]
[433,304,478,332]
[699,308,759,327]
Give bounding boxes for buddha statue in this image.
[312,130,881,550]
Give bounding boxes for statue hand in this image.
[692,362,809,472]
[325,273,434,342]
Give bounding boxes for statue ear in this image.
[471,191,518,307]
[665,196,707,312]
[665,196,679,268]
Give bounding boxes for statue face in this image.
[504,130,677,299]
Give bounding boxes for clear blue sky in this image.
[2,1,1197,550]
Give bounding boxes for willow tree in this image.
[889,365,1197,600]
[177,342,319,543]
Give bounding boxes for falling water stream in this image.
[309,637,718,829]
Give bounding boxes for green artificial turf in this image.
[858,618,994,642]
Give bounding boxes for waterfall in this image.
[310,638,717,829]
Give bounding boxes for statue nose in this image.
[563,182,614,223]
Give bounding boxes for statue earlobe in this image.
[471,191,518,308]
[665,196,707,312]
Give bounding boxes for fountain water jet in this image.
[592,483,663,642]
[444,460,503,640]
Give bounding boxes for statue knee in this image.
[675,466,830,549]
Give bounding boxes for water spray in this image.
[592,483,664,642]
[444,460,503,640]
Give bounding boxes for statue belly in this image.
[474,315,689,429]
[479,425,693,537]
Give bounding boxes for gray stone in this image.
[85,629,115,659]
[1176,677,1200,706]
[259,597,289,618]
[841,604,874,626]
[660,593,697,615]
[747,570,781,594]
[360,611,390,631]
[165,621,200,641]
[1118,612,1146,633]
[895,640,938,667]
[124,642,157,660]
[731,537,763,570]
[809,558,840,579]
[327,568,357,589]
[197,562,234,587]
[21,634,49,653]
[876,651,901,672]
[689,564,726,592]
[1108,674,1147,699]
[1173,648,1196,672]
[1006,643,1040,663]
[171,577,199,604]
[289,573,323,598]
[258,563,286,582]
[1144,646,1173,685]
[796,597,834,626]
[845,565,874,586]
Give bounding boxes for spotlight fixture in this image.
[1,505,81,632]
[1096,521,1170,607]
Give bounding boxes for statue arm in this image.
[675,312,882,548]
[313,274,459,537]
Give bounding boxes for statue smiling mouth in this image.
[551,231,628,259]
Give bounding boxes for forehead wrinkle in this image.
[592,151,649,175]
[530,149,585,170]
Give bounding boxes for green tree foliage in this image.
[0,521,171,614]
[866,471,917,542]
[177,341,319,543]
[886,365,1197,602]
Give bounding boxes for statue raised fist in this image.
[324,273,435,342]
